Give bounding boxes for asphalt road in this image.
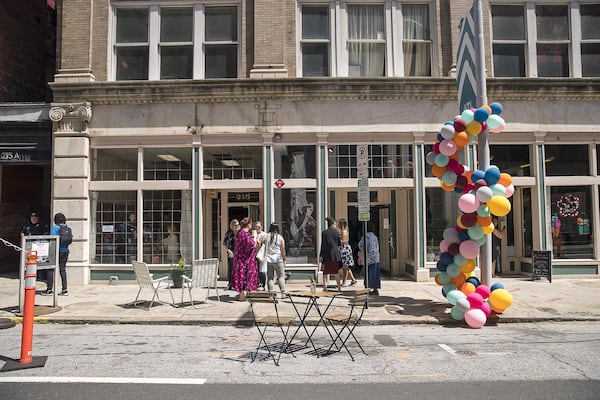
[0,321,599,399]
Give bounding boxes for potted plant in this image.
[169,258,190,288]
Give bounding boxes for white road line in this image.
[437,343,457,355]
[0,377,206,385]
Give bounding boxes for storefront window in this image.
[490,144,531,176]
[550,186,593,259]
[425,188,460,260]
[143,147,192,180]
[273,188,317,264]
[91,191,137,264]
[274,145,316,179]
[203,146,262,180]
[91,148,137,181]
[329,144,413,178]
[545,145,590,176]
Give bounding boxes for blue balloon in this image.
[490,102,503,115]
[490,282,505,291]
[471,169,485,182]
[474,107,490,122]
[436,261,448,272]
[444,120,454,125]
[440,252,454,266]
[458,229,470,241]
[437,133,445,142]
[466,276,480,287]
[484,166,501,185]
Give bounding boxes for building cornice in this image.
[49,78,600,106]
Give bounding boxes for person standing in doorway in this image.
[320,216,341,291]
[45,213,72,296]
[223,219,240,291]
[338,218,357,287]
[358,222,381,296]
[232,217,258,301]
[21,211,48,236]
[492,216,505,276]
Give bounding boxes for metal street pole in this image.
[474,0,491,286]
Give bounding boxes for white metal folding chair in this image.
[181,258,220,306]
[132,261,174,310]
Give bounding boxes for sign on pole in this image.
[356,145,370,221]
[456,5,477,112]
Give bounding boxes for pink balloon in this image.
[459,240,480,259]
[505,184,515,198]
[465,308,487,328]
[489,118,506,133]
[475,284,490,299]
[439,140,457,156]
[467,292,484,309]
[439,240,450,252]
[458,193,480,213]
[480,301,492,317]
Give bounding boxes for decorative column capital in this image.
[50,102,92,134]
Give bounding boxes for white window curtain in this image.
[348,5,385,76]
[179,190,193,263]
[403,4,430,76]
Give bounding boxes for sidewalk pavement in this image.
[1,274,599,326]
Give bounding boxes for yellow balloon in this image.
[456,216,467,229]
[482,222,494,235]
[466,121,482,135]
[460,259,476,273]
[488,195,511,216]
[489,288,513,310]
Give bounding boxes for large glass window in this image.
[425,188,460,258]
[203,146,262,180]
[91,149,137,181]
[545,145,589,176]
[301,5,330,77]
[347,5,385,77]
[114,5,238,80]
[143,148,192,180]
[490,145,531,177]
[581,4,600,77]
[536,5,570,77]
[402,4,431,76]
[273,188,318,264]
[328,145,414,179]
[274,145,316,179]
[205,6,238,79]
[550,186,594,259]
[160,8,193,79]
[91,191,137,264]
[491,4,526,77]
[115,8,149,80]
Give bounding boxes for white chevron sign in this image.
[457,6,477,112]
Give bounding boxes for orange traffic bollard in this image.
[0,249,47,372]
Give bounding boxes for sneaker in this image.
[41,290,53,296]
[350,280,357,286]
[58,290,68,296]
[370,289,379,296]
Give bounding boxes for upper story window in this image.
[491,2,600,78]
[298,2,432,77]
[113,4,239,81]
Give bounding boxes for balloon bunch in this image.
[426,102,514,328]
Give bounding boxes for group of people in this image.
[320,217,381,295]
[223,214,382,301]
[21,211,72,296]
[223,218,287,301]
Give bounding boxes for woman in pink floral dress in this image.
[232,217,258,300]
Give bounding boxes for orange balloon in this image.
[454,131,470,147]
[477,215,492,227]
[461,281,476,295]
[461,259,476,273]
[465,170,473,183]
[449,151,460,160]
[451,272,466,287]
[432,165,446,177]
[434,273,444,286]
[498,172,513,187]
[482,105,492,114]
[441,182,456,191]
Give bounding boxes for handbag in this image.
[256,242,266,263]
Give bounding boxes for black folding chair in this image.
[247,292,297,366]
[323,289,369,361]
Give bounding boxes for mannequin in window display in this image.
[162,225,180,264]
[551,214,562,257]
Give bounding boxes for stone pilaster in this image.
[49,102,92,285]
[250,0,288,78]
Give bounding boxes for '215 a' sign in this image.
[1,151,32,162]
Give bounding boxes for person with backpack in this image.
[44,212,72,296]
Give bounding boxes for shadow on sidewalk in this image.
[367,294,452,323]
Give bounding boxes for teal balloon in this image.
[443,282,458,295]
[487,114,502,129]
[438,272,451,285]
[435,153,449,167]
[442,171,457,186]
[490,183,507,197]
[477,205,490,217]
[461,109,475,123]
[453,254,467,267]
[476,236,487,246]
[451,305,465,320]
[447,289,466,306]
[456,297,471,312]
[446,263,461,278]
[468,225,484,240]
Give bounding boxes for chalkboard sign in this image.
[532,250,552,283]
